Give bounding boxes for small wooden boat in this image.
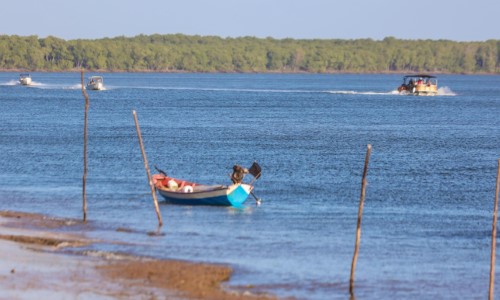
[86,76,104,90]
[397,74,438,96]
[19,73,32,86]
[152,162,261,207]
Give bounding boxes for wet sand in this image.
[0,211,276,299]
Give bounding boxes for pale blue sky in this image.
[1,0,499,41]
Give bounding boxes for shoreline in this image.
[0,211,276,300]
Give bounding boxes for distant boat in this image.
[86,76,104,90]
[397,74,438,96]
[19,73,32,86]
[152,162,261,207]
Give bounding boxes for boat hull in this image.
[157,183,252,207]
[413,84,438,96]
[86,82,103,90]
[19,78,32,85]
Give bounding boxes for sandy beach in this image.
[0,211,276,300]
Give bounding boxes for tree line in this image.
[0,34,499,73]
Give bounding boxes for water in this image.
[1,72,499,299]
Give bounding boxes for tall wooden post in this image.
[80,70,89,222]
[349,144,372,296]
[132,110,163,227]
[489,159,500,300]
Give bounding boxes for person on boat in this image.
[231,165,248,184]
[417,77,423,85]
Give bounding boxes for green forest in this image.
[1,34,499,73]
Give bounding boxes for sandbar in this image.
[0,211,276,300]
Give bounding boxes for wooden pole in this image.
[132,110,163,227]
[489,159,500,300]
[80,70,89,223]
[349,144,372,296]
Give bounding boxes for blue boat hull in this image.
[157,184,252,207]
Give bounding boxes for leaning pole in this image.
[132,110,163,227]
[349,144,372,296]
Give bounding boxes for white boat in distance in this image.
[19,73,32,86]
[86,76,104,90]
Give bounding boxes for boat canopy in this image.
[88,76,103,82]
[403,74,436,79]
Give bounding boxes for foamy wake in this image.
[327,90,398,95]
[0,80,19,86]
[437,86,456,96]
[29,81,44,87]
[64,84,83,90]
[0,80,46,87]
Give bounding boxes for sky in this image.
[1,0,499,42]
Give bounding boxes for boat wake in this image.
[133,86,316,93]
[27,83,86,90]
[63,84,84,90]
[28,83,70,89]
[437,86,456,96]
[28,81,44,87]
[327,90,399,95]
[0,81,50,88]
[0,80,20,86]
[131,86,401,95]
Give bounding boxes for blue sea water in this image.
[0,72,499,299]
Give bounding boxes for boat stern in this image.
[414,83,438,96]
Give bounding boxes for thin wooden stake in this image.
[349,144,372,296]
[489,159,500,300]
[80,70,89,223]
[132,110,163,227]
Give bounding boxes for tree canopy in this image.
[1,34,499,73]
